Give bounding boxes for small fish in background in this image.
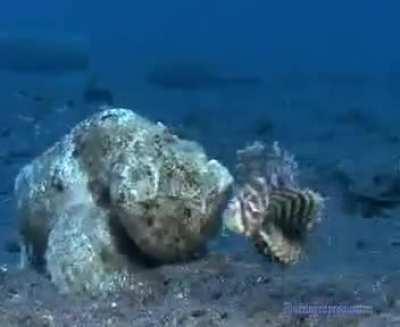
[14,89,52,104]
[31,95,47,103]
[1,149,35,166]
[16,114,37,124]
[0,192,12,204]
[146,62,263,91]
[355,239,369,251]
[65,99,76,108]
[0,127,12,138]
[389,238,400,248]
[13,90,55,124]
[337,168,400,218]
[13,89,76,124]
[179,111,211,136]
[385,71,400,100]
[334,107,380,134]
[3,240,20,254]
[348,193,398,218]
[0,33,90,75]
[83,76,114,106]
[253,117,275,139]
[318,129,336,142]
[83,87,114,106]
[392,222,400,233]
[14,90,29,99]
[53,99,76,114]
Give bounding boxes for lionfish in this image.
[223,142,323,265]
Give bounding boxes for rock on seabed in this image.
[14,108,233,294]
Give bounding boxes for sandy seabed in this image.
[2,74,400,326]
[0,250,399,327]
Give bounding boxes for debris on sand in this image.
[0,253,384,326]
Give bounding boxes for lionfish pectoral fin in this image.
[268,188,323,236]
[257,224,303,265]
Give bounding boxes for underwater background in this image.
[1,0,400,325]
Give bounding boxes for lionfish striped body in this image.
[222,141,324,265]
[223,179,323,265]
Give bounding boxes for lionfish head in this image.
[223,177,269,236]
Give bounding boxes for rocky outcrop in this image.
[14,108,233,293]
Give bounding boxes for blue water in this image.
[1,0,400,302]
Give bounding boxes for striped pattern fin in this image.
[266,188,322,236]
[256,224,302,264]
[253,188,322,265]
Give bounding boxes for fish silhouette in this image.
[0,33,89,74]
[147,62,262,91]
